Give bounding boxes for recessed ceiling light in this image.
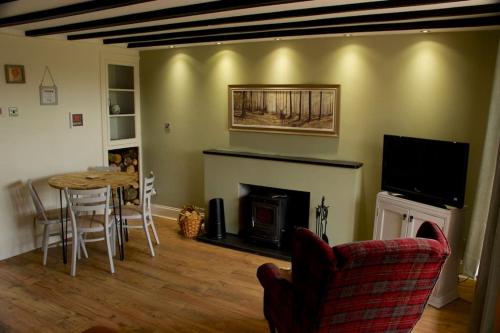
[421,30,430,33]
[216,42,222,45]
[275,38,281,41]
[344,33,352,37]
[169,45,175,48]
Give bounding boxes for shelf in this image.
[110,116,135,141]
[107,63,135,141]
[109,88,134,92]
[109,114,135,118]
[108,64,133,90]
[203,149,363,169]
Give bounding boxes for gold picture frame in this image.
[229,84,340,136]
[4,64,26,83]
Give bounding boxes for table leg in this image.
[121,187,129,242]
[65,201,68,263]
[59,190,67,264]
[118,188,125,260]
[112,189,124,261]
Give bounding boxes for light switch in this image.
[8,107,18,117]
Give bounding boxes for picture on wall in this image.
[229,84,340,136]
[4,64,25,83]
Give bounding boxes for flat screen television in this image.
[381,135,469,208]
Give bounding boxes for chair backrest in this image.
[141,174,155,213]
[64,186,111,225]
[292,222,450,333]
[27,179,48,221]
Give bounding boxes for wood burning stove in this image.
[249,193,288,248]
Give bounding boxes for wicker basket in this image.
[178,206,203,238]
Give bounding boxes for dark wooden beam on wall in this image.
[24,0,308,37]
[68,0,464,40]
[103,3,500,44]
[127,15,500,48]
[0,0,154,28]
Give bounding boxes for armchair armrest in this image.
[416,221,450,255]
[257,263,293,290]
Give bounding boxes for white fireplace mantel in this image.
[203,150,363,245]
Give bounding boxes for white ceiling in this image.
[0,0,499,49]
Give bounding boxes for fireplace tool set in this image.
[315,196,329,244]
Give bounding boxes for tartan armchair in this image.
[257,221,450,333]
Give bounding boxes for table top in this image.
[48,171,137,190]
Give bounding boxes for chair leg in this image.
[79,234,88,259]
[42,225,50,266]
[143,217,155,257]
[104,225,115,274]
[70,232,78,277]
[149,214,160,245]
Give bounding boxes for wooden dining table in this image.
[48,171,137,263]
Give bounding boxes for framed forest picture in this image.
[229,84,340,136]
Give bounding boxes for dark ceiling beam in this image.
[68,0,463,40]
[127,15,500,48]
[0,0,153,28]
[104,3,500,44]
[25,0,307,37]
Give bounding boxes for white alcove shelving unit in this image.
[100,54,143,200]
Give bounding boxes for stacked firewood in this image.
[108,148,140,205]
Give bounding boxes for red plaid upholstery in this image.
[257,222,449,333]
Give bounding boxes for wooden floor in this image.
[0,218,474,333]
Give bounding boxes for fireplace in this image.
[201,149,363,259]
[198,184,310,260]
[236,184,310,257]
[248,193,288,248]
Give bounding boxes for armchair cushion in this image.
[257,263,294,332]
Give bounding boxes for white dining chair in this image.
[27,179,72,265]
[64,186,115,277]
[120,174,159,256]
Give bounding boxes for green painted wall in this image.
[140,30,499,240]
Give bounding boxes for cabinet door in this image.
[407,210,446,238]
[375,202,410,240]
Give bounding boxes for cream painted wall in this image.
[0,33,138,260]
[140,31,500,240]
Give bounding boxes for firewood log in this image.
[124,187,138,201]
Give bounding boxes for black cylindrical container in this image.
[207,198,226,239]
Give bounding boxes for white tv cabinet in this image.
[373,191,464,308]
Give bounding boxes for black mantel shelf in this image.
[203,149,363,169]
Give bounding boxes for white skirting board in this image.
[151,204,205,221]
[151,204,180,221]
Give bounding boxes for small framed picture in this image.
[40,86,58,105]
[4,64,25,83]
[71,113,83,127]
